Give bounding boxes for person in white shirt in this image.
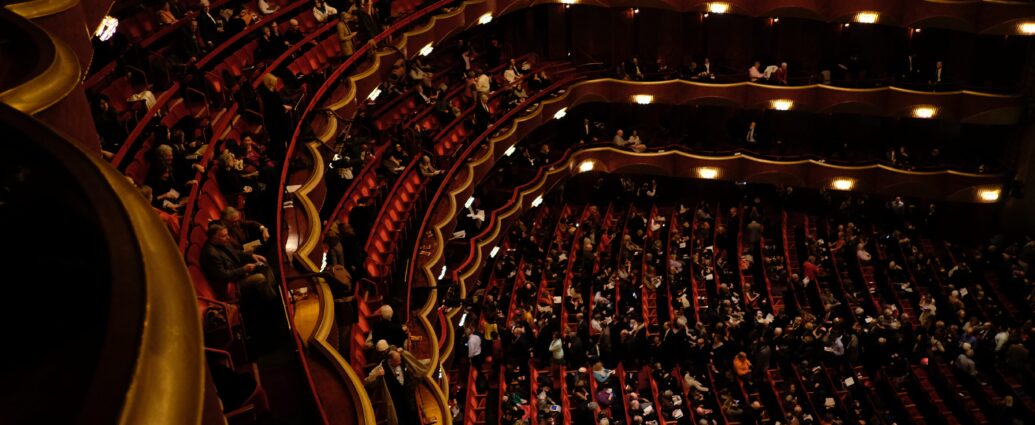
[627,130,646,152]
[475,72,491,95]
[613,129,628,147]
[549,331,564,373]
[748,61,764,81]
[312,0,337,23]
[745,121,758,144]
[257,0,279,15]
[466,326,483,367]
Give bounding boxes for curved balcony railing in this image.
[520,0,1035,33]
[0,99,205,424]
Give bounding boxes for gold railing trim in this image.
[0,28,80,114]
[5,0,80,19]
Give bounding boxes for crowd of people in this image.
[78,1,1034,422]
[440,171,1033,425]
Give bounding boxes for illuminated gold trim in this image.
[323,0,489,115]
[74,110,205,425]
[0,28,80,114]
[5,0,80,19]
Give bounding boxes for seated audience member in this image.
[367,305,409,348]
[773,62,788,85]
[140,186,182,235]
[220,206,269,252]
[382,152,405,176]
[157,2,177,25]
[282,19,305,45]
[475,70,492,95]
[748,61,765,82]
[93,96,126,157]
[503,58,521,84]
[217,150,258,210]
[312,0,338,23]
[613,129,628,148]
[697,57,716,80]
[256,25,284,61]
[199,222,277,303]
[225,7,249,35]
[419,155,443,178]
[258,0,280,15]
[626,57,645,81]
[627,130,646,152]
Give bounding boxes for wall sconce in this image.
[855,12,878,24]
[419,43,434,56]
[561,0,577,4]
[490,246,500,258]
[578,160,595,173]
[707,2,729,14]
[770,99,794,111]
[531,195,544,208]
[465,196,475,209]
[478,13,493,24]
[1019,22,1035,35]
[504,146,516,156]
[979,188,1001,202]
[912,106,938,119]
[697,167,719,179]
[95,16,119,41]
[633,94,654,105]
[554,107,567,120]
[831,178,855,191]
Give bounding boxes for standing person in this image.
[549,331,565,375]
[337,11,357,58]
[364,350,420,424]
[467,326,484,368]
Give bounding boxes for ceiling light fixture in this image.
[1019,22,1035,35]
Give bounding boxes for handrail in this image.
[251,20,339,88]
[110,82,180,168]
[176,103,238,250]
[276,0,454,311]
[406,76,582,308]
[195,0,310,70]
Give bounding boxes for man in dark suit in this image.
[369,305,408,348]
[200,223,276,302]
[576,118,595,143]
[473,93,492,134]
[365,350,419,424]
[197,0,224,48]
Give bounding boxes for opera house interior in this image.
[5,0,1035,424]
